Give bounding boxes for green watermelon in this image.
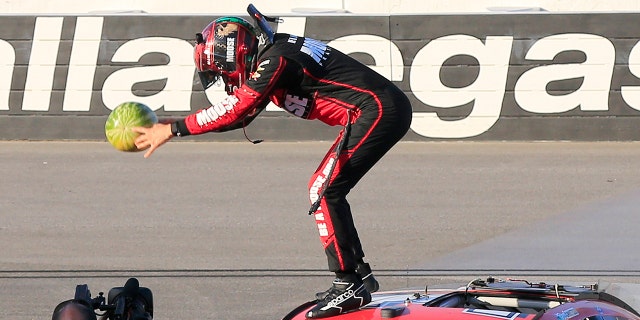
[105,102,158,152]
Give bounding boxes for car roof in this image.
[283,277,640,320]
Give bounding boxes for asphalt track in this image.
[2,141,640,319]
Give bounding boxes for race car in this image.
[282,277,640,320]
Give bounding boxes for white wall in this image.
[4,0,640,14]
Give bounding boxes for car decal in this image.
[463,309,521,320]
[555,308,580,320]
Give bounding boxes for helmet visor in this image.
[198,70,221,90]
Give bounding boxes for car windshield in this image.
[598,282,640,315]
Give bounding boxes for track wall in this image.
[1,13,640,141]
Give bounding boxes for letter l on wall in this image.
[22,17,63,111]
[63,17,103,111]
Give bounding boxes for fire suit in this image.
[172,33,413,273]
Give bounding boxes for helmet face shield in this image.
[193,17,259,92]
[194,38,223,90]
[197,70,221,90]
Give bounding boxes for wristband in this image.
[171,122,181,137]
[171,120,190,137]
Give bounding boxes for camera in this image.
[52,278,153,320]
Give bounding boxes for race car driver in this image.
[132,16,412,318]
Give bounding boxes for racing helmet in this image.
[194,17,259,94]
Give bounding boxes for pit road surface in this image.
[1,141,639,319]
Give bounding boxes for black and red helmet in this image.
[194,17,259,94]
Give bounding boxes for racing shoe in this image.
[315,263,379,301]
[306,274,371,319]
[356,263,379,294]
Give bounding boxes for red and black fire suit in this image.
[172,33,413,274]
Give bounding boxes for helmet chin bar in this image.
[221,72,241,94]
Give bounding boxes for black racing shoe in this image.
[315,264,379,301]
[356,263,380,294]
[306,274,371,319]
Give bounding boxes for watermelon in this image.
[105,102,158,152]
